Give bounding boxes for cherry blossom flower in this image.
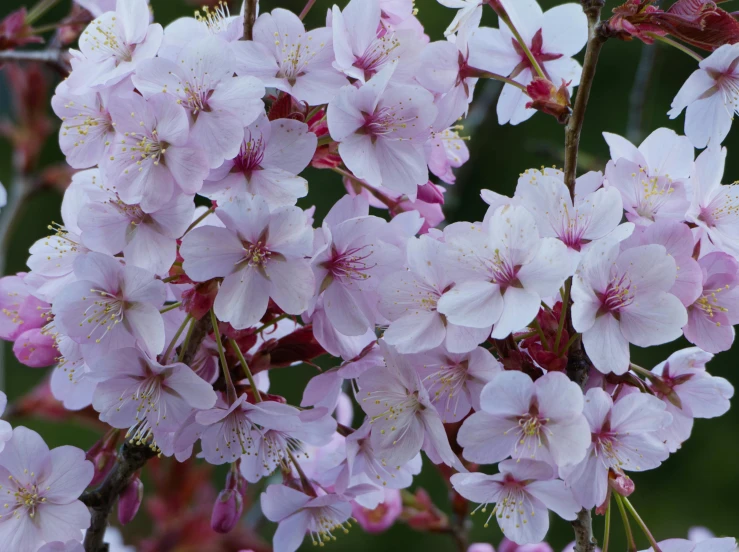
[415,345,502,423]
[437,0,484,36]
[438,205,573,339]
[640,537,737,552]
[560,388,672,509]
[425,125,470,184]
[133,36,265,168]
[0,392,11,454]
[91,347,216,449]
[52,252,166,356]
[352,488,402,533]
[49,337,97,411]
[74,0,118,18]
[468,1,587,125]
[650,348,734,453]
[686,146,739,258]
[379,234,492,353]
[0,274,50,342]
[106,93,209,212]
[0,427,93,552]
[327,65,437,197]
[37,541,84,552]
[159,2,242,60]
[261,484,353,552]
[572,242,688,375]
[357,341,463,469]
[669,43,739,148]
[201,113,316,207]
[451,459,579,545]
[457,371,590,467]
[233,8,347,106]
[181,195,314,329]
[13,328,58,368]
[67,0,163,91]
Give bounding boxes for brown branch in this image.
[242,0,258,41]
[0,48,70,74]
[572,509,599,552]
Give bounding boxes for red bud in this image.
[118,476,144,525]
[211,489,244,534]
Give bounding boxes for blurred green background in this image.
[1,0,737,550]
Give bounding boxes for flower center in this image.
[8,478,46,519]
[233,135,266,174]
[242,241,272,269]
[597,273,634,317]
[353,33,402,81]
[85,20,134,63]
[82,288,126,343]
[486,249,520,289]
[309,506,352,546]
[362,106,418,139]
[323,245,376,283]
[195,1,232,35]
[695,284,731,325]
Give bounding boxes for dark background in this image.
[1,1,737,550]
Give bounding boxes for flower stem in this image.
[228,338,262,403]
[494,11,546,80]
[254,313,289,335]
[530,318,551,351]
[163,314,192,364]
[646,33,703,63]
[621,497,663,552]
[159,301,182,314]
[555,281,570,353]
[614,495,637,552]
[177,316,197,363]
[210,309,238,404]
[479,71,528,91]
[602,498,612,552]
[26,0,61,25]
[299,0,317,20]
[331,166,399,210]
[242,0,258,40]
[184,206,215,234]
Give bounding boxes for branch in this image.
[0,48,70,74]
[572,509,599,552]
[626,43,657,144]
[563,0,608,194]
[242,0,258,41]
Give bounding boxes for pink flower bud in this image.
[117,476,144,526]
[609,472,636,498]
[211,489,244,534]
[416,182,445,205]
[13,328,58,368]
[352,489,402,533]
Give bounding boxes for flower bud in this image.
[211,489,244,534]
[352,489,402,533]
[525,78,572,124]
[117,476,144,526]
[608,471,635,498]
[13,328,58,368]
[416,182,445,205]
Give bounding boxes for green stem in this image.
[210,310,237,404]
[184,207,215,234]
[646,33,703,63]
[614,495,637,552]
[331,166,399,210]
[26,0,61,25]
[514,331,537,342]
[621,497,663,552]
[602,498,612,552]
[317,134,333,147]
[228,338,262,403]
[177,316,197,363]
[254,313,289,335]
[555,280,571,353]
[159,301,182,314]
[162,314,192,364]
[498,13,546,79]
[530,318,551,352]
[479,71,528,91]
[561,332,581,355]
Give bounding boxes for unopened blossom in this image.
[233,8,347,106]
[684,252,739,353]
[352,488,402,533]
[358,341,463,469]
[640,538,737,552]
[78,184,194,276]
[572,242,687,375]
[0,427,93,552]
[425,125,470,184]
[380,234,491,353]
[261,484,353,552]
[312,195,401,337]
[438,205,573,339]
[52,252,166,356]
[181,195,314,329]
[0,274,50,342]
[415,345,502,423]
[650,348,734,453]
[201,113,316,207]
[514,168,623,257]
[0,392,11,454]
[669,43,739,148]
[451,459,580,545]
[328,65,437,197]
[13,328,58,368]
[91,347,217,449]
[686,146,739,258]
[106,93,209,212]
[468,1,587,125]
[457,371,590,467]
[560,388,672,509]
[133,36,265,168]
[67,0,162,90]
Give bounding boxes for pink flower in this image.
[469,545,496,552]
[0,392,11,454]
[457,371,590,468]
[437,0,484,36]
[352,488,402,533]
[357,340,463,469]
[328,65,437,197]
[13,328,58,368]
[37,541,84,552]
[0,426,93,552]
[640,538,737,552]
[603,128,693,225]
[0,274,50,342]
[181,195,314,329]
[650,348,734,453]
[451,459,579,545]
[159,3,242,60]
[52,252,166,356]
[233,9,347,106]
[67,0,162,90]
[438,205,573,339]
[500,539,555,552]
[90,347,216,449]
[106,93,209,212]
[560,388,672,509]
[684,252,739,353]
[686,146,739,259]
[49,337,97,411]
[669,43,739,148]
[379,234,491,353]
[201,113,317,207]
[572,242,687,375]
[425,125,470,184]
[468,1,587,125]
[415,345,502,423]
[260,485,353,552]
[133,36,265,168]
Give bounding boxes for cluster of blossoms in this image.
[0,0,738,551]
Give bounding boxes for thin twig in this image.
[299,0,317,20]
[626,44,657,144]
[0,49,70,74]
[242,0,258,41]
